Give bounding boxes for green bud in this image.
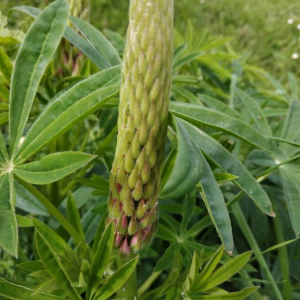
[108,0,174,254]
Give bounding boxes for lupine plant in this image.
[0,0,300,299]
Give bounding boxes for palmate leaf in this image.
[9,0,69,158]
[14,152,96,185]
[0,278,64,300]
[15,66,121,164]
[35,230,83,300]
[0,173,18,257]
[170,102,284,157]
[182,120,274,216]
[160,119,204,199]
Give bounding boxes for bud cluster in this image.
[107,0,174,254]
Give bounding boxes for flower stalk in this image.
[108,0,174,254]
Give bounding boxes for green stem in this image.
[232,203,283,300]
[16,176,83,244]
[273,202,292,300]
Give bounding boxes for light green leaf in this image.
[154,243,180,272]
[94,256,139,300]
[194,251,252,292]
[235,88,272,136]
[70,16,121,66]
[213,173,238,183]
[279,163,300,236]
[16,215,33,227]
[0,278,65,300]
[86,221,115,300]
[183,217,212,239]
[189,252,201,283]
[0,173,18,257]
[198,154,233,253]
[67,193,85,241]
[190,287,258,300]
[15,66,121,164]
[170,102,283,157]
[35,230,83,300]
[182,120,274,216]
[14,152,95,184]
[0,46,12,82]
[9,0,69,158]
[160,119,204,199]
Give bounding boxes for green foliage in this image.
[0,0,300,299]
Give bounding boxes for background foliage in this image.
[0,0,300,300]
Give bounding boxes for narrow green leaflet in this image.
[180,191,196,234]
[280,101,300,157]
[154,243,181,272]
[170,102,283,157]
[199,94,243,121]
[67,193,85,241]
[70,16,121,66]
[9,0,69,158]
[15,66,121,164]
[182,120,274,216]
[193,246,223,286]
[35,230,83,300]
[160,119,204,199]
[0,173,18,257]
[198,154,233,253]
[195,251,252,292]
[288,72,299,101]
[12,6,115,69]
[86,222,115,300]
[0,46,12,82]
[94,256,139,300]
[15,180,50,216]
[190,287,258,300]
[235,88,272,136]
[14,152,95,184]
[33,218,73,260]
[279,163,300,236]
[0,278,65,300]
[0,130,9,163]
[214,173,239,183]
